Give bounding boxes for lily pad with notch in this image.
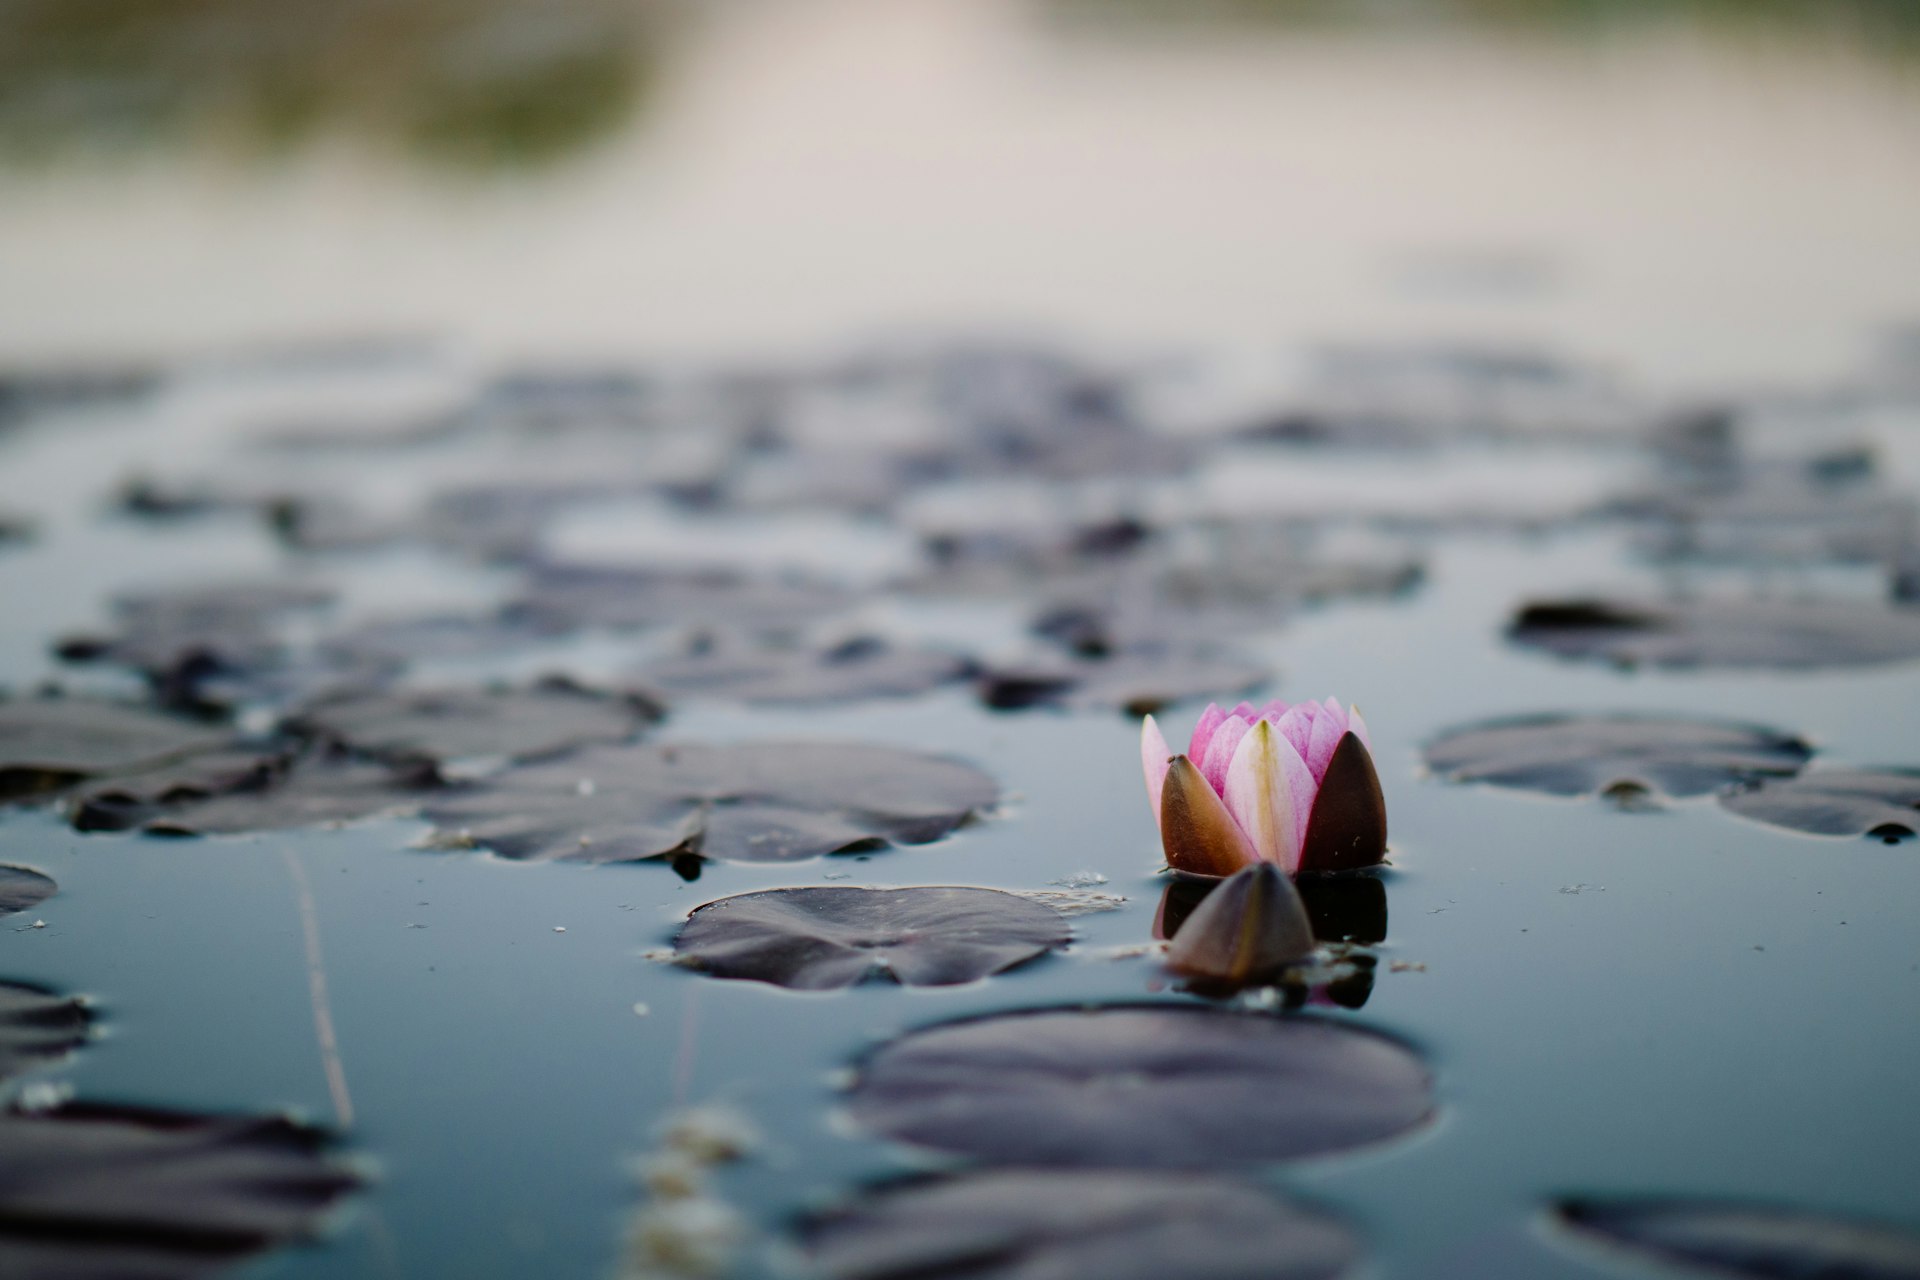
[1719,768,1920,842]
[0,1099,362,1280]
[421,740,997,870]
[1508,597,1920,670]
[0,865,57,917]
[673,886,1069,990]
[119,754,443,837]
[635,637,974,707]
[285,679,662,767]
[1551,1196,1920,1279]
[1423,715,1812,800]
[799,1169,1360,1280]
[0,698,234,802]
[0,981,89,1083]
[845,1004,1432,1167]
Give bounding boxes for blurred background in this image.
[2,0,1918,388]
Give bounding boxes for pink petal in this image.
[1305,707,1345,781]
[1228,701,1259,722]
[1200,715,1251,796]
[1221,720,1316,871]
[1187,703,1227,762]
[1320,696,1348,734]
[1258,699,1291,721]
[1274,705,1316,760]
[1347,705,1373,754]
[1141,714,1173,830]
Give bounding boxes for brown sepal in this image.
[1158,755,1257,878]
[1166,864,1316,985]
[1299,731,1388,873]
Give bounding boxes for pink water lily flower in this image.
[1141,698,1387,877]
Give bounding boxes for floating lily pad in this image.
[0,982,88,1082]
[800,1170,1359,1280]
[978,650,1270,716]
[0,865,57,916]
[66,748,290,832]
[1719,769,1920,842]
[0,1100,361,1280]
[1508,598,1920,670]
[507,562,857,634]
[421,741,997,868]
[1423,715,1812,798]
[0,699,233,801]
[286,680,661,766]
[1552,1197,1920,1279]
[636,637,973,706]
[673,887,1069,990]
[130,755,442,837]
[845,1005,1432,1167]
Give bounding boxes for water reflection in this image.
[1156,871,1387,1007]
[0,0,668,167]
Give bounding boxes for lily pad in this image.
[0,982,88,1082]
[0,1100,361,1280]
[0,865,57,916]
[673,887,1069,990]
[1508,597,1920,670]
[129,755,442,837]
[636,637,973,706]
[1552,1197,1920,1279]
[845,1005,1432,1167]
[0,699,232,801]
[421,741,997,868]
[800,1170,1359,1280]
[1719,769,1920,842]
[66,748,290,832]
[285,680,662,766]
[506,562,857,635]
[1423,715,1812,799]
[978,650,1270,716]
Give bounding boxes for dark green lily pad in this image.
[507,562,857,634]
[0,1100,361,1280]
[637,637,972,706]
[0,982,88,1082]
[130,755,442,837]
[66,748,290,832]
[1552,1197,1920,1280]
[0,699,232,801]
[1719,769,1920,842]
[673,887,1069,990]
[845,1005,1432,1167]
[1508,598,1920,670]
[421,741,997,868]
[285,680,661,766]
[800,1170,1360,1280]
[1424,715,1812,798]
[0,865,57,916]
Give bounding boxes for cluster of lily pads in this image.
[3,335,1920,1278]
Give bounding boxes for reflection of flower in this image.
[1141,699,1387,876]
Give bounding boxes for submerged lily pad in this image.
[1719,769,1920,842]
[0,1100,361,1280]
[636,637,973,706]
[0,865,57,916]
[845,1005,1432,1167]
[422,741,997,868]
[800,1170,1360,1280]
[673,887,1069,990]
[286,680,661,766]
[1424,715,1812,799]
[0,982,88,1082]
[0,699,232,801]
[1552,1197,1920,1280]
[1508,598,1920,670]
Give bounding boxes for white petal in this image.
[1222,720,1315,872]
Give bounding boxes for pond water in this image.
[3,4,1920,1280]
